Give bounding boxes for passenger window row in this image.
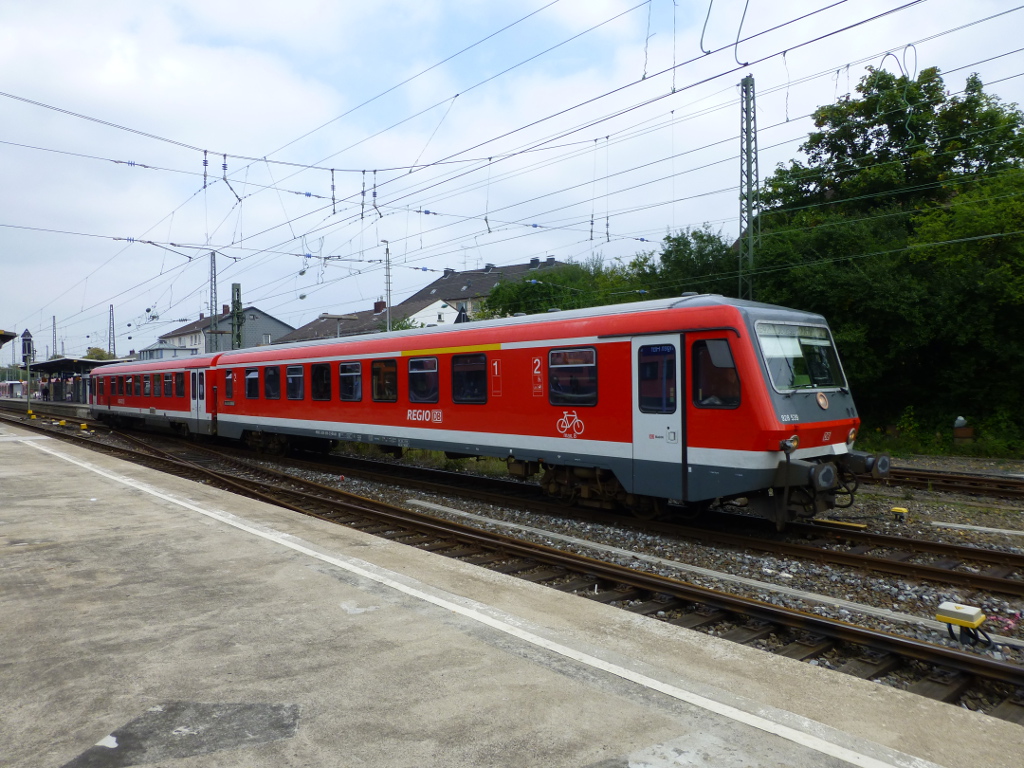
[232,350,596,406]
[236,353,491,404]
[98,341,736,411]
[104,373,186,398]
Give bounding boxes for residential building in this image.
[160,305,295,353]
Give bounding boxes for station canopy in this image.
[0,330,16,349]
[20,356,133,376]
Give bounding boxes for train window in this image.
[125,376,133,396]
[245,368,259,399]
[452,354,486,404]
[408,358,438,403]
[174,372,185,397]
[164,373,173,396]
[224,370,233,400]
[756,322,846,391]
[134,376,142,396]
[311,364,331,401]
[692,340,740,408]
[191,372,197,400]
[198,372,205,400]
[264,366,281,400]
[153,373,162,397]
[339,362,361,402]
[97,378,105,396]
[372,360,397,402]
[118,377,125,395]
[286,365,304,400]
[549,348,597,406]
[143,375,151,396]
[638,345,676,414]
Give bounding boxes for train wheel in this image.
[629,496,663,520]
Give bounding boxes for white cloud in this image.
[1,0,1022,353]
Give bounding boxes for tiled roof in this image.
[273,310,381,343]
[277,259,563,342]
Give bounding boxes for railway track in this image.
[4,412,1023,722]
[207,445,1024,599]
[883,467,1024,500]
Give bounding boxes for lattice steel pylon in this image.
[209,251,219,352]
[231,283,244,350]
[738,74,760,301]
[108,304,116,356]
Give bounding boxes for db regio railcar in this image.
[89,295,889,528]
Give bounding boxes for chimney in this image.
[443,268,455,278]
[545,255,556,266]
[373,300,386,314]
[223,304,230,315]
[199,312,205,319]
[529,257,540,269]
[484,263,494,273]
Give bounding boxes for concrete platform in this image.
[0,396,91,420]
[0,421,1020,768]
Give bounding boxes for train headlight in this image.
[847,428,857,446]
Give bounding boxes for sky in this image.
[1,0,1022,359]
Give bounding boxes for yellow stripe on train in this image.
[400,343,501,357]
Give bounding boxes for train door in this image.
[189,369,206,429]
[631,336,684,501]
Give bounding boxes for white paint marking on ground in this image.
[931,521,1024,537]
[410,500,1021,646]
[25,440,944,768]
[95,735,118,749]
[0,435,52,442]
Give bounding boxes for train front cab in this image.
[629,310,888,527]
[631,327,759,513]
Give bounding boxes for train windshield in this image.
[756,322,846,391]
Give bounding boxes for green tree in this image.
[83,347,116,360]
[481,257,645,317]
[757,66,1024,430]
[649,225,737,297]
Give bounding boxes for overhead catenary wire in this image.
[12,0,1019,342]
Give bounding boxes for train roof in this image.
[90,294,828,374]
[215,294,825,360]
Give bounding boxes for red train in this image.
[89,295,888,528]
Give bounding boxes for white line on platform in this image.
[25,439,943,768]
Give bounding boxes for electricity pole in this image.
[738,74,760,301]
[380,240,392,331]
